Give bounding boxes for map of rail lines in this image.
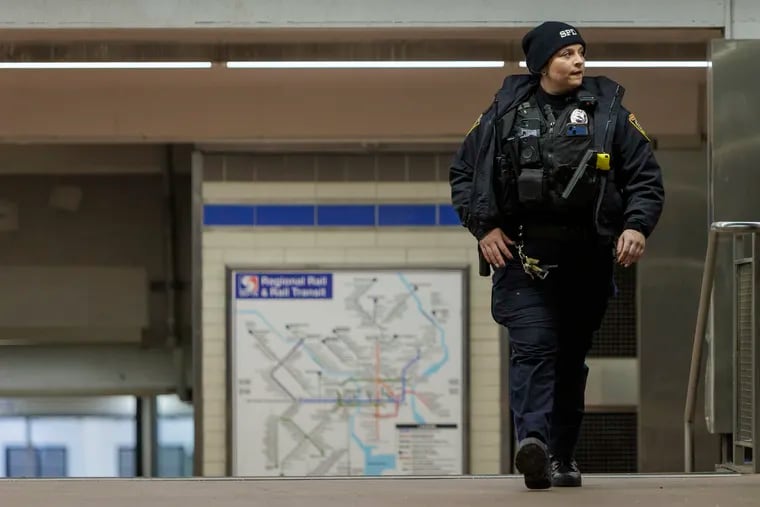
[229,269,466,477]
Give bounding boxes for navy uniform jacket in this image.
[449,74,665,242]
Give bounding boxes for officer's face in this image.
[543,44,586,92]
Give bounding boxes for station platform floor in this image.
[1,473,759,507]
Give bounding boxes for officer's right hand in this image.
[479,228,514,267]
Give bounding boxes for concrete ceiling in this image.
[0,27,721,63]
[0,24,712,97]
[0,27,724,43]
[0,26,712,144]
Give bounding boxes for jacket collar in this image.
[493,74,624,117]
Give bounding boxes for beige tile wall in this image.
[200,177,502,476]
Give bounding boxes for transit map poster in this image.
[226,267,468,476]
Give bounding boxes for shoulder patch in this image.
[628,113,650,142]
[466,113,482,136]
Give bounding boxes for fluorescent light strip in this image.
[226,60,504,69]
[519,60,709,69]
[0,61,213,69]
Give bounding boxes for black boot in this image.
[551,456,582,487]
[515,437,551,490]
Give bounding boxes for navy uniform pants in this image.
[491,237,614,459]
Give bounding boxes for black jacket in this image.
[449,74,665,241]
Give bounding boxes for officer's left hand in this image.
[616,229,646,267]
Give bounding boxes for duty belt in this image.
[515,223,596,280]
[514,223,594,241]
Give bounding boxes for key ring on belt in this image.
[517,225,550,280]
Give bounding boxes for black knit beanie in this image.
[522,21,586,75]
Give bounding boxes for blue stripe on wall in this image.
[438,204,461,226]
[203,204,255,226]
[203,204,462,227]
[317,205,376,226]
[256,205,315,226]
[378,204,437,226]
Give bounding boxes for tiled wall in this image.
[200,152,502,476]
[201,153,452,183]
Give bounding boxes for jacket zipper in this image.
[593,85,622,232]
[545,107,556,173]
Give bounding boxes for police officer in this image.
[449,21,664,489]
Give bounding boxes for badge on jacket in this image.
[628,113,650,142]
[570,109,588,125]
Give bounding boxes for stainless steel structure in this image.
[637,147,713,473]
[684,39,760,473]
[685,222,760,472]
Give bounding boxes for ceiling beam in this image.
[0,41,709,62]
[0,1,728,29]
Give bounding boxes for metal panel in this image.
[0,266,148,344]
[754,232,760,473]
[591,265,637,358]
[638,148,716,472]
[576,411,638,473]
[191,150,204,476]
[710,39,760,443]
[708,40,760,473]
[732,0,760,38]
[0,0,727,29]
[736,262,753,444]
[585,359,638,408]
[0,345,177,396]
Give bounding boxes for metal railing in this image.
[684,221,760,473]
